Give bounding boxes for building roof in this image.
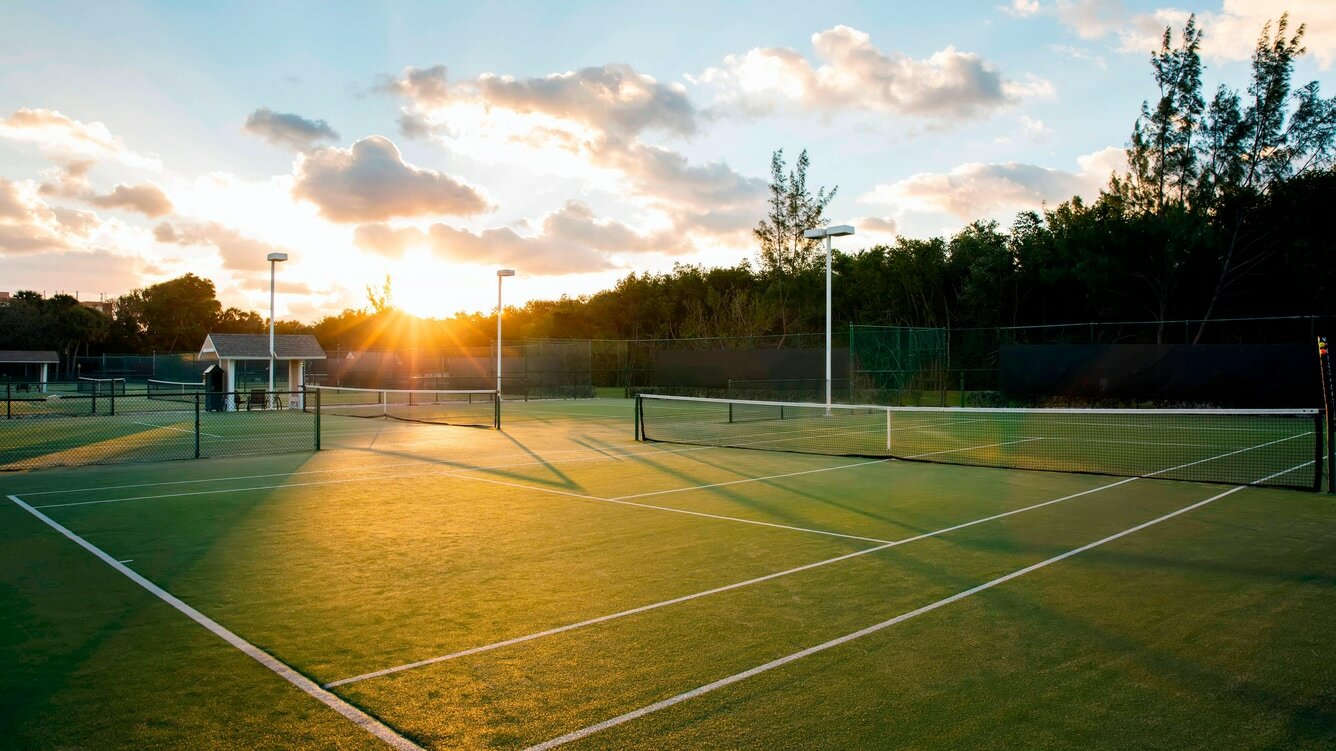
[200,333,326,360]
[0,350,59,364]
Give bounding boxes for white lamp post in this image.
[267,252,288,404]
[496,269,516,397]
[802,224,855,413]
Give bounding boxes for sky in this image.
[0,0,1332,321]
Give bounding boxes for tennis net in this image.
[77,376,127,394]
[636,394,1324,490]
[147,378,206,402]
[311,386,500,429]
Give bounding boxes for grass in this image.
[1,398,1334,749]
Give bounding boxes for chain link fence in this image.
[1,388,318,470]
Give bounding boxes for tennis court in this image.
[3,397,1334,749]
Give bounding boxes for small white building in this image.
[0,350,60,392]
[198,333,326,409]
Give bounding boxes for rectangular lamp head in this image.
[497,269,516,277]
[803,225,856,239]
[267,252,289,262]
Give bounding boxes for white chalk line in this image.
[522,459,1312,751]
[323,475,1137,688]
[32,449,897,548]
[131,420,223,438]
[6,494,422,751]
[20,439,717,498]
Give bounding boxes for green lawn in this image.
[2,398,1333,749]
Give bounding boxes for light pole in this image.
[267,252,288,404]
[496,269,516,397]
[802,224,855,413]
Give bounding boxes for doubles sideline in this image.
[522,460,1312,751]
[323,475,1138,688]
[5,494,424,751]
[322,433,1307,687]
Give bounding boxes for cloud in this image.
[37,160,172,217]
[0,177,72,254]
[86,183,173,217]
[1002,0,1042,16]
[153,220,290,271]
[244,107,340,150]
[1054,0,1129,40]
[385,63,699,139]
[693,25,1051,119]
[354,200,690,274]
[859,147,1126,219]
[1049,43,1108,68]
[383,61,764,249]
[0,108,161,168]
[292,136,491,222]
[1042,1,1334,67]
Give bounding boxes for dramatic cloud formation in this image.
[859,147,1126,218]
[384,63,765,245]
[0,108,160,168]
[153,220,290,271]
[386,64,698,139]
[354,200,689,274]
[292,136,490,222]
[244,107,341,150]
[693,25,1052,118]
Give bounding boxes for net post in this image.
[885,408,892,452]
[1311,410,1323,491]
[109,383,115,417]
[493,390,501,430]
[315,387,322,450]
[194,393,201,459]
[634,394,642,441]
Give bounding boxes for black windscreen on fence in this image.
[999,344,1321,407]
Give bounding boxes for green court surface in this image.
[2,398,1334,749]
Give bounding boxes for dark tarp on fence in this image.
[999,344,1320,407]
[653,347,850,389]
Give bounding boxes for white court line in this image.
[27,442,727,508]
[902,437,1043,459]
[132,420,222,438]
[21,440,718,498]
[610,459,888,501]
[523,460,1311,751]
[323,476,1137,688]
[431,471,898,545]
[326,436,1300,687]
[6,494,422,751]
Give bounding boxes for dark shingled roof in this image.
[0,350,60,364]
[201,334,326,360]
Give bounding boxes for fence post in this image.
[5,382,9,420]
[314,387,321,451]
[194,393,201,459]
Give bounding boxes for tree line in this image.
[2,13,1332,368]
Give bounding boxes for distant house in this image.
[80,299,114,315]
[198,333,326,409]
